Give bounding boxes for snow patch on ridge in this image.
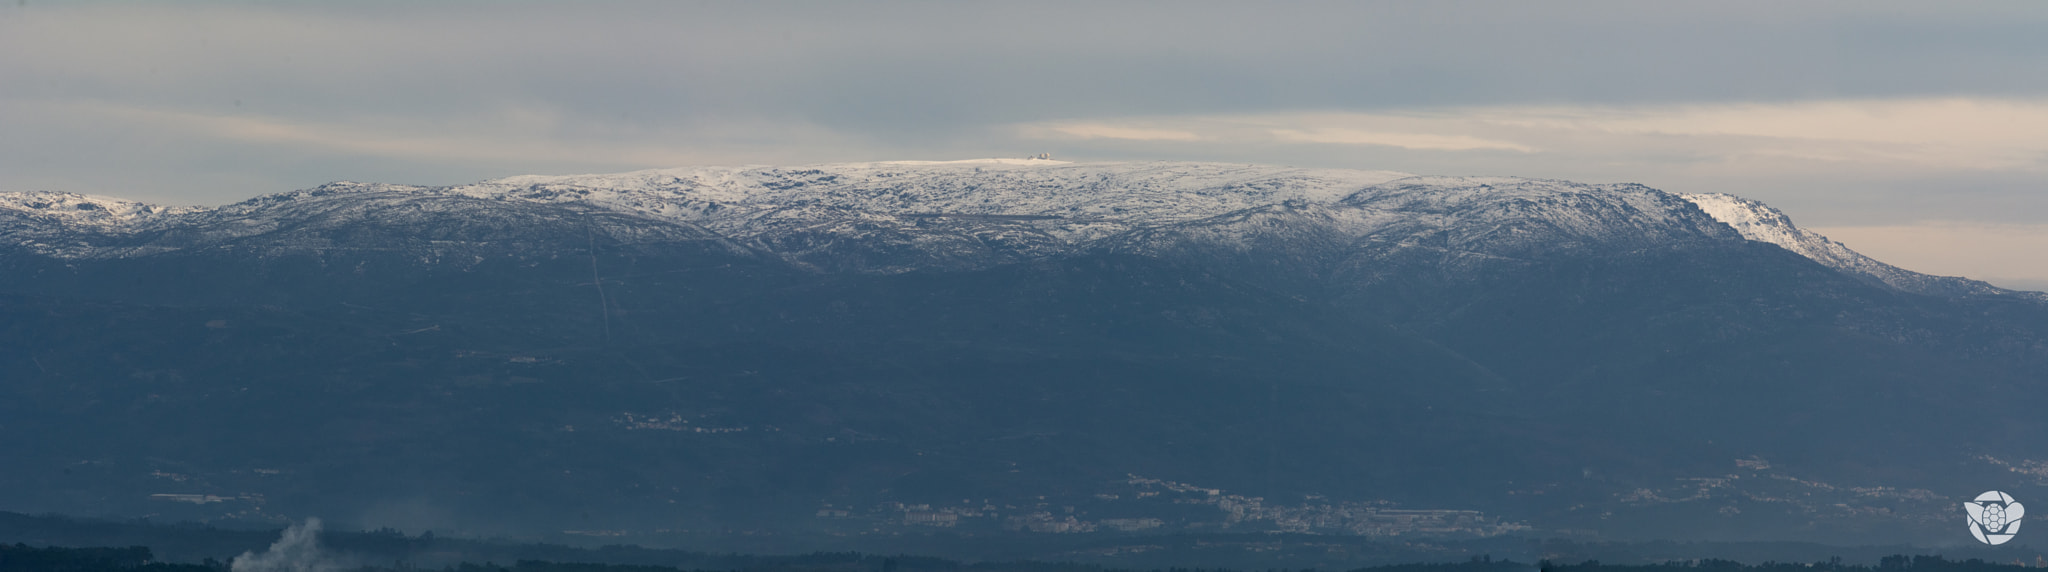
[877,158,1073,166]
[1681,192,1882,271]
[0,191,199,232]
[1681,192,2029,297]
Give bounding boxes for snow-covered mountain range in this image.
[8,160,2048,544]
[0,159,2029,298]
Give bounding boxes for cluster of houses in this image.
[809,474,1526,537]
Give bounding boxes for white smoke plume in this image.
[232,518,337,572]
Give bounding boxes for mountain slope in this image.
[1680,192,2034,299]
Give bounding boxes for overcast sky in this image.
[3,2,2046,288]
